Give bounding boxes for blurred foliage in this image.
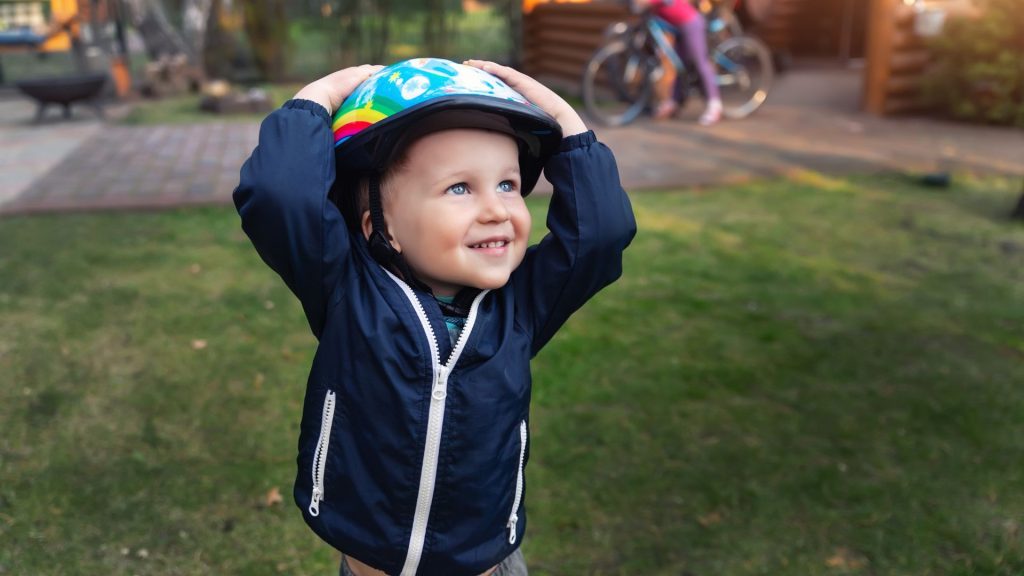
[196,0,514,83]
[922,0,1024,127]
[289,0,514,74]
[239,0,289,82]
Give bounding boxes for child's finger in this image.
[463,59,588,136]
[296,64,385,114]
[327,65,385,105]
[463,59,561,109]
[334,64,383,93]
[463,60,535,92]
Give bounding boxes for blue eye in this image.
[498,180,516,193]
[446,183,469,195]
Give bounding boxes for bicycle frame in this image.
[648,18,685,73]
[641,16,746,89]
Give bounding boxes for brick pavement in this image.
[0,98,103,207]
[2,122,258,214]
[1,69,1021,216]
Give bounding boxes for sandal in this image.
[653,99,679,121]
[698,102,722,126]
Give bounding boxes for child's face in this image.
[381,128,531,297]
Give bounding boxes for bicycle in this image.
[581,1,773,127]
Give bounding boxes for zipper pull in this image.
[309,487,321,517]
[432,366,448,400]
[507,513,518,544]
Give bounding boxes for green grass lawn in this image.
[1,174,1022,575]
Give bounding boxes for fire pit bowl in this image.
[15,73,108,123]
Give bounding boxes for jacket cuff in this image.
[283,99,331,123]
[559,130,597,152]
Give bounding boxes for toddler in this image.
[233,58,636,576]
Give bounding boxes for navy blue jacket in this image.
[233,99,636,576]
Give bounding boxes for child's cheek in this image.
[519,211,532,248]
[517,211,532,267]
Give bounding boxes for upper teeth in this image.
[472,241,507,248]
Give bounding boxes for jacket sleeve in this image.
[514,130,637,356]
[232,99,351,338]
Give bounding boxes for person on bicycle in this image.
[637,0,722,126]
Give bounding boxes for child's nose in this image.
[477,189,511,222]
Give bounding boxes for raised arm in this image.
[464,61,637,355]
[520,131,636,354]
[233,65,382,338]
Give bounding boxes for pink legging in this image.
[673,14,720,103]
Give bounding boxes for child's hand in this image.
[294,64,384,115]
[463,60,588,137]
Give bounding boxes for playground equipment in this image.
[0,0,132,121]
[1,0,223,122]
[0,0,87,78]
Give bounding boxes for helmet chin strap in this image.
[367,173,433,294]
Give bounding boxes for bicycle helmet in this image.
[330,58,563,290]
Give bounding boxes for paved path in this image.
[2,121,258,213]
[0,99,104,207]
[1,69,1021,216]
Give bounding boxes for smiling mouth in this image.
[469,240,510,249]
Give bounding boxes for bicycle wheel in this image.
[581,40,656,127]
[712,35,773,119]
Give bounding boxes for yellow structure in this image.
[0,0,80,53]
[38,0,79,52]
[0,0,133,97]
[522,0,590,15]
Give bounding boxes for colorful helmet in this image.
[331,58,563,196]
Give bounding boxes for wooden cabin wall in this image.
[750,0,868,60]
[522,2,631,89]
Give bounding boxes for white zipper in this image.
[507,419,527,544]
[309,389,337,517]
[386,271,489,576]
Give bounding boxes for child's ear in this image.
[360,210,373,241]
[360,210,402,252]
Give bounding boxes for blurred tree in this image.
[239,0,289,81]
[123,0,193,61]
[504,0,522,66]
[462,0,518,65]
[423,0,448,55]
[182,0,213,60]
[336,0,362,65]
[202,0,251,80]
[332,0,390,66]
[375,0,392,62]
[280,0,511,73]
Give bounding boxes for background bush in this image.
[923,0,1024,127]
